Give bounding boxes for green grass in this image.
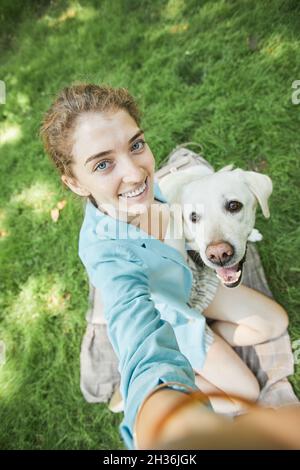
[0,0,299,449]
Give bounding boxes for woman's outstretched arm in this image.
[136,387,300,450]
[80,240,201,449]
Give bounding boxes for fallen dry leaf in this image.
[51,208,60,222]
[170,23,189,34]
[0,230,8,238]
[49,294,60,307]
[57,199,67,210]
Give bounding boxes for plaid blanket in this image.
[80,146,298,409]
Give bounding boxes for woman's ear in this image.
[61,175,90,197]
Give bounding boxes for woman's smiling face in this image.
[62,109,155,221]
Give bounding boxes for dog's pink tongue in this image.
[216,264,239,283]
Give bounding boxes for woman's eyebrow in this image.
[84,129,144,166]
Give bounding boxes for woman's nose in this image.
[121,158,145,183]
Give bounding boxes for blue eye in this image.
[132,139,145,152]
[95,161,110,172]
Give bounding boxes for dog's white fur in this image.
[159,164,273,274]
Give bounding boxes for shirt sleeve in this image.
[83,242,199,449]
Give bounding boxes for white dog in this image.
[158,164,273,288]
[108,164,278,413]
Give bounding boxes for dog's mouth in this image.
[215,249,247,288]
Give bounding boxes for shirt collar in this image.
[83,180,189,266]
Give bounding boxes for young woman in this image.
[40,84,292,450]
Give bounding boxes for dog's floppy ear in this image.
[158,166,212,204]
[238,170,273,218]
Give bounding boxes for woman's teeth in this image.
[119,180,147,199]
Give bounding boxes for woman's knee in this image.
[257,302,289,342]
[271,303,289,338]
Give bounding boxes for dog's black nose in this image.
[205,242,234,265]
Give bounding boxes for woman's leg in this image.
[195,332,260,414]
[203,283,288,346]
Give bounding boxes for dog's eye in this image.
[226,200,243,213]
[189,212,201,223]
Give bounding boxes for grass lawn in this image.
[0,0,299,450]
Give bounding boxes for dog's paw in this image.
[247,228,263,242]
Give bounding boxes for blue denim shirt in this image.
[78,181,207,449]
